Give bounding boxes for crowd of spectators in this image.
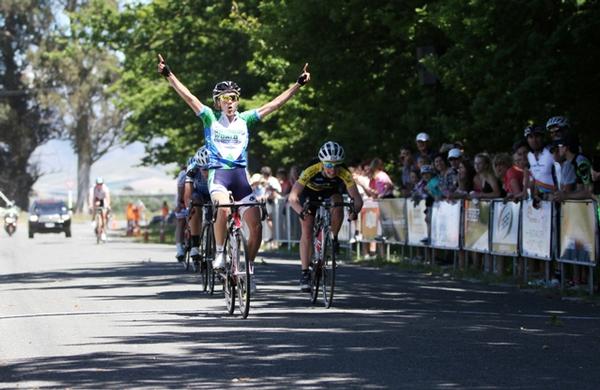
[253,115,600,283]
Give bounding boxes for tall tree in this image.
[0,1,56,208]
[32,0,124,211]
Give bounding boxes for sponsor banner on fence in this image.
[521,199,552,260]
[431,200,461,249]
[360,199,380,241]
[464,199,490,252]
[407,199,428,246]
[491,201,520,256]
[378,198,407,244]
[559,201,597,265]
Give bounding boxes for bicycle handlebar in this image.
[301,198,357,220]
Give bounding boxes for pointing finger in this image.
[158,54,164,63]
[302,63,308,73]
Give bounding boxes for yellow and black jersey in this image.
[297,158,355,192]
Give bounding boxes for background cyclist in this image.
[288,141,363,292]
[183,146,211,270]
[157,54,310,286]
[88,177,111,241]
[174,161,189,261]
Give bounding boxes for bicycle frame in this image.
[303,198,355,308]
[214,199,267,318]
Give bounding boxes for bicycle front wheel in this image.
[206,224,216,295]
[223,237,235,314]
[199,224,210,291]
[235,233,251,319]
[321,232,336,308]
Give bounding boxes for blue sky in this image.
[32,140,177,197]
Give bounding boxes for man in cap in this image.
[415,132,435,161]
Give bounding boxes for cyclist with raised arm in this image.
[184,146,211,270]
[157,55,310,289]
[88,177,111,242]
[288,142,363,292]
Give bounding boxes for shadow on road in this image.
[2,253,600,389]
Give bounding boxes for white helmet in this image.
[546,116,570,130]
[95,177,104,184]
[318,141,345,162]
[194,146,210,168]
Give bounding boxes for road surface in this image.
[1,222,600,389]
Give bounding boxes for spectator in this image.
[445,148,462,199]
[250,173,266,200]
[471,153,501,199]
[161,201,169,222]
[492,153,513,196]
[546,116,571,142]
[398,146,416,196]
[552,135,594,202]
[368,158,394,198]
[288,165,300,186]
[416,155,431,171]
[455,159,475,198]
[276,167,292,196]
[126,202,136,236]
[351,165,371,200]
[415,132,435,161]
[553,134,594,286]
[261,166,282,202]
[525,124,556,201]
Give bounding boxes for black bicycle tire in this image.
[207,224,216,295]
[198,224,208,291]
[95,213,102,244]
[224,236,235,314]
[322,231,336,308]
[236,233,251,319]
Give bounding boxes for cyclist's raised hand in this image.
[297,63,311,86]
[157,54,171,77]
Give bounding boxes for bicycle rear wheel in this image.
[321,232,336,308]
[235,233,251,319]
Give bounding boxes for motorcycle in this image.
[4,210,17,236]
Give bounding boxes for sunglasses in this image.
[219,94,239,103]
[323,161,341,169]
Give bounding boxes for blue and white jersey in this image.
[197,106,261,169]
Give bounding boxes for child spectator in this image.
[368,158,394,198]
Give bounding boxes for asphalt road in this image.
[1,222,600,389]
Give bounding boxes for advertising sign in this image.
[378,198,407,244]
[521,199,552,260]
[558,201,597,265]
[463,199,490,252]
[360,199,380,241]
[407,199,429,246]
[491,201,520,256]
[431,200,461,249]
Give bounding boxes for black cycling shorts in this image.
[208,167,253,202]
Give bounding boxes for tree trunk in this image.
[75,114,92,213]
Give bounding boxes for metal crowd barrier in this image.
[266,197,600,294]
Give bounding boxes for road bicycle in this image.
[214,198,267,319]
[303,198,355,308]
[198,203,216,294]
[93,206,108,244]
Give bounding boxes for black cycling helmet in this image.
[212,81,241,106]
